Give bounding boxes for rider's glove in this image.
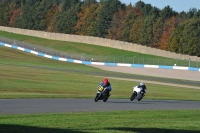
[97,85,101,88]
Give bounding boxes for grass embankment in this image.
[0,30,196,67]
[0,30,160,57]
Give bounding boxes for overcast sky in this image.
[120,0,200,13]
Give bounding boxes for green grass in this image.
[0,31,200,100]
[0,30,200,133]
[0,30,197,67]
[0,46,200,100]
[0,110,200,133]
[0,30,154,57]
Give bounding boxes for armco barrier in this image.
[0,41,199,72]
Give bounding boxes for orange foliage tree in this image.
[45,6,61,32]
[73,3,102,35]
[157,16,176,50]
[9,8,21,27]
[107,8,127,40]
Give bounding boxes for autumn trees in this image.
[0,0,200,56]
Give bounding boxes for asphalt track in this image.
[0,98,200,114]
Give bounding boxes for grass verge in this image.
[0,110,200,133]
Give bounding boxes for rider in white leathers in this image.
[137,82,147,94]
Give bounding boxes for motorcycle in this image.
[94,85,110,102]
[130,85,146,101]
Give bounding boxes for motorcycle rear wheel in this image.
[103,96,109,102]
[138,98,142,101]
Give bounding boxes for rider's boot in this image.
[107,91,111,97]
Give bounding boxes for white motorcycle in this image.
[130,86,146,101]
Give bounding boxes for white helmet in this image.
[139,82,144,86]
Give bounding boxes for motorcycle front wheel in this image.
[94,94,99,102]
[130,92,137,101]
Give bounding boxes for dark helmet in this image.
[103,78,108,85]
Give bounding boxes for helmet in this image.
[103,78,108,85]
[139,82,144,86]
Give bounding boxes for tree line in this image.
[0,0,200,56]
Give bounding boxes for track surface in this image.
[91,65,200,81]
[0,99,200,114]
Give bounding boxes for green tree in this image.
[141,4,153,17]
[138,16,154,46]
[168,25,183,53]
[0,0,21,26]
[135,1,145,10]
[187,8,197,19]
[14,0,36,29]
[181,19,200,56]
[0,0,8,25]
[107,4,126,40]
[83,0,96,6]
[129,16,143,43]
[74,3,102,35]
[56,2,81,34]
[31,0,60,30]
[62,0,80,12]
[93,0,121,37]
[151,17,163,48]
[160,5,177,21]
[121,10,138,42]
[45,5,61,32]
[168,19,200,56]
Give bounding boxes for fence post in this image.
[189,58,191,67]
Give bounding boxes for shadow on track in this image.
[141,100,183,103]
[0,124,89,133]
[1,124,199,133]
[106,100,152,104]
[105,127,200,133]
